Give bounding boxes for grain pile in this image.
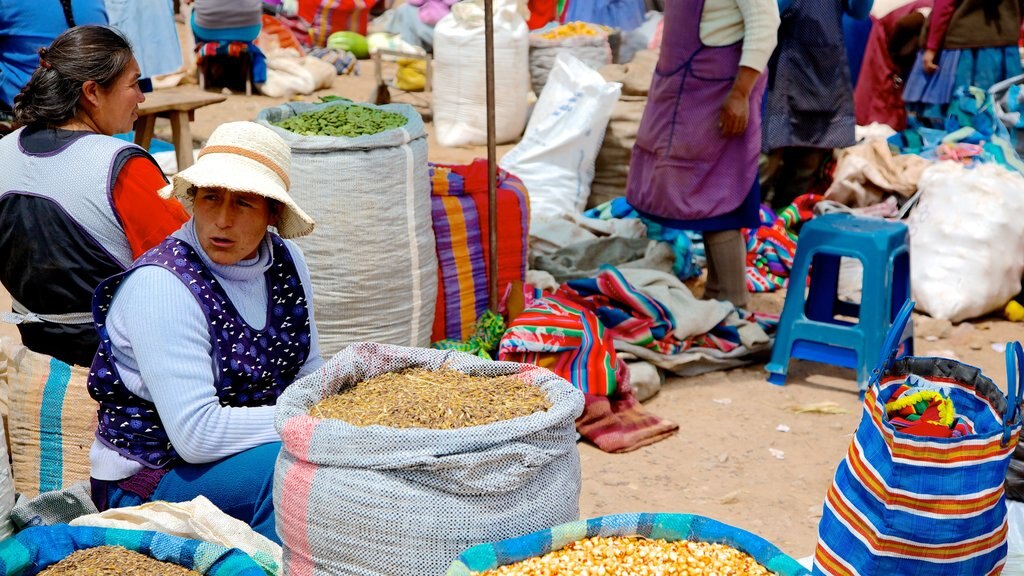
[38,546,201,576]
[475,536,774,576]
[309,368,551,429]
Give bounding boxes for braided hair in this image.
[58,0,76,27]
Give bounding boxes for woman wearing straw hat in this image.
[0,25,189,367]
[87,121,323,543]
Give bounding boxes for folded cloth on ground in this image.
[825,138,930,207]
[529,211,646,257]
[744,194,823,293]
[585,197,702,279]
[309,48,359,75]
[531,237,674,284]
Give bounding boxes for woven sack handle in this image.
[869,299,916,390]
[1003,341,1024,445]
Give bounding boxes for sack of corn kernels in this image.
[273,342,584,576]
[529,22,612,95]
[447,513,810,575]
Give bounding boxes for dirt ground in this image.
[2,44,1022,562]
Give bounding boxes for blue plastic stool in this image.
[766,213,913,389]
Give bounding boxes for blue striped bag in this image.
[814,301,1023,575]
[447,513,809,575]
[0,525,265,575]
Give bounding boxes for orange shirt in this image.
[111,156,190,259]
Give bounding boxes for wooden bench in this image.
[133,88,227,171]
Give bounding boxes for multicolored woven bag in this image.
[814,301,1023,575]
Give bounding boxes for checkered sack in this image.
[814,301,1023,575]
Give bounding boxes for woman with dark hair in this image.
[0,0,107,111]
[0,25,189,367]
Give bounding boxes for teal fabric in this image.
[446,513,809,575]
[0,525,265,576]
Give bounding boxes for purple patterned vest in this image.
[87,234,311,469]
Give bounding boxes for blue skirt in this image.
[904,46,1023,106]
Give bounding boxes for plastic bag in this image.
[909,161,1024,322]
[500,52,621,221]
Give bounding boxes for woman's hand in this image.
[922,49,938,74]
[719,88,750,137]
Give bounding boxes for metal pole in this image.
[484,0,499,312]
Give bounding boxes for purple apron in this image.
[626,0,766,223]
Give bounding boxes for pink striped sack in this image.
[273,343,584,576]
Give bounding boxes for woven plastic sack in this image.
[528,29,612,95]
[1,338,95,498]
[433,0,530,147]
[447,513,809,575]
[0,407,13,540]
[257,102,437,356]
[274,342,584,576]
[909,161,1024,322]
[500,52,621,221]
[70,496,282,575]
[814,301,1023,575]
[0,525,265,575]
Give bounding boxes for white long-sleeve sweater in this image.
[700,0,781,72]
[90,221,324,481]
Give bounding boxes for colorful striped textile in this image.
[744,194,823,293]
[814,327,1022,574]
[194,41,267,84]
[430,159,529,344]
[2,339,95,497]
[498,278,678,453]
[299,0,376,47]
[0,525,265,575]
[447,513,809,575]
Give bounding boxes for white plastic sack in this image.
[500,53,622,221]
[433,0,530,147]
[257,102,437,356]
[260,57,316,99]
[1006,499,1024,576]
[274,343,584,576]
[909,162,1024,322]
[70,496,282,575]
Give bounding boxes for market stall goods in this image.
[272,105,407,137]
[476,536,772,576]
[275,343,584,576]
[309,367,550,428]
[257,102,437,356]
[529,21,612,95]
[38,546,200,576]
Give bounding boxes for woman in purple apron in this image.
[761,0,872,207]
[626,0,780,307]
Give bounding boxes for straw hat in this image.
[159,121,315,238]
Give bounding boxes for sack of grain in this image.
[274,342,584,576]
[257,102,437,356]
[529,23,613,95]
[0,525,265,575]
[1,338,94,498]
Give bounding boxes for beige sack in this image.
[2,339,95,498]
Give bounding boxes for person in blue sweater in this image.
[0,0,107,112]
[761,0,873,208]
[87,121,322,544]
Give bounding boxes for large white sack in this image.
[257,102,437,356]
[432,0,530,147]
[909,162,1024,322]
[500,52,622,221]
[274,343,584,576]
